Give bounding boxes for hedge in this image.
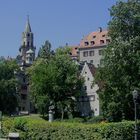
[2,117,139,140]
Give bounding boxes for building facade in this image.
[70,28,110,116]
[79,28,110,67]
[16,17,35,113]
[78,62,99,116]
[70,28,110,67]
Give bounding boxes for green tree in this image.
[0,59,19,114]
[38,40,54,60]
[28,46,83,119]
[97,0,140,121]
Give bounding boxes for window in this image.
[90,60,93,64]
[83,51,88,57]
[106,39,110,44]
[75,47,78,50]
[85,71,87,74]
[21,94,27,100]
[21,85,27,90]
[23,78,26,83]
[89,95,95,101]
[84,86,87,90]
[91,85,93,89]
[102,34,105,37]
[22,107,25,111]
[99,50,102,55]
[27,33,30,37]
[87,77,90,81]
[89,51,94,56]
[100,40,104,44]
[84,42,89,46]
[95,108,97,111]
[91,41,95,45]
[93,35,96,39]
[27,41,29,46]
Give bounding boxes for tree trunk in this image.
[61,108,64,120]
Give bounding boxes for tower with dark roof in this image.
[16,17,36,113]
[19,16,35,67]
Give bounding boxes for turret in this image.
[19,16,35,65]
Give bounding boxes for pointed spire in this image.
[25,15,32,32]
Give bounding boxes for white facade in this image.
[79,46,105,67]
[78,62,99,116]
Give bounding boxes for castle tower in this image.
[17,16,36,114]
[19,16,35,67]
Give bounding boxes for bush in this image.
[13,118,27,131]
[3,117,139,140]
[86,116,105,124]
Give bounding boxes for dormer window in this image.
[84,42,89,46]
[100,40,104,44]
[106,39,110,44]
[91,41,95,45]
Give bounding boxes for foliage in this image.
[85,116,105,124]
[0,59,19,114]
[38,40,54,60]
[96,0,140,121]
[13,118,27,131]
[28,45,83,119]
[2,117,139,140]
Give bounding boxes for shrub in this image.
[13,118,27,131]
[86,115,105,124]
[3,117,139,140]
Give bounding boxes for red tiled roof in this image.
[70,46,79,57]
[79,29,110,48]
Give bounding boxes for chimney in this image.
[99,27,102,32]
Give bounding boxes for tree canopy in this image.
[28,44,83,119]
[97,0,140,121]
[0,59,19,114]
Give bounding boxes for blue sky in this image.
[0,0,116,57]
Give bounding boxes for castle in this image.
[16,17,35,113]
[17,18,109,116]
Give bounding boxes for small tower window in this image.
[27,33,30,37]
[27,42,29,46]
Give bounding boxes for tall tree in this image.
[0,59,19,114]
[38,40,54,60]
[28,46,83,119]
[97,0,140,121]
